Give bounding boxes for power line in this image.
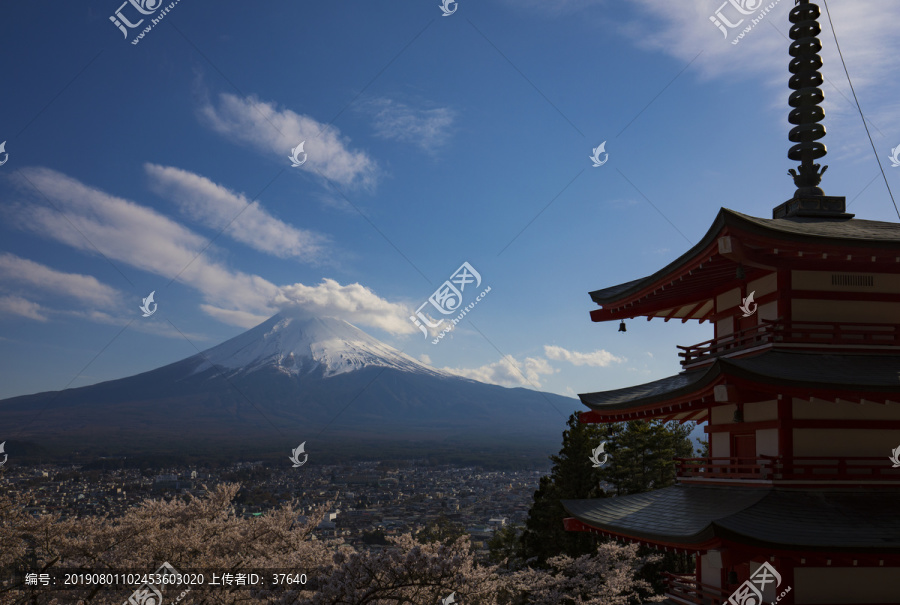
[821,0,899,220]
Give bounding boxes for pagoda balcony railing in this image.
[676,456,900,483]
[677,318,900,367]
[663,572,728,605]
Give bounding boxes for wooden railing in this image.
[663,572,728,605]
[677,457,773,480]
[676,456,900,483]
[664,571,900,605]
[678,319,900,366]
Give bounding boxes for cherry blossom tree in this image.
[0,482,665,605]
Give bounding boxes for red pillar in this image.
[775,557,795,605]
[777,394,793,468]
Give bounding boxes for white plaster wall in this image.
[758,300,778,322]
[711,404,736,425]
[756,428,778,457]
[700,552,722,590]
[748,273,777,297]
[717,316,733,337]
[792,270,900,293]
[711,432,730,458]
[717,288,742,310]
[793,398,900,420]
[794,429,900,457]
[745,400,777,422]
[793,299,900,323]
[794,567,900,603]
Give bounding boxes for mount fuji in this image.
[192,313,449,380]
[0,311,576,461]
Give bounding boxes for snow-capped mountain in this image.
[192,312,447,379]
[0,312,575,459]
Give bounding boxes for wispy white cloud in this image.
[503,1,900,162]
[441,344,624,389]
[58,308,210,341]
[627,0,900,84]
[443,354,557,388]
[198,93,376,187]
[0,295,48,321]
[360,98,456,151]
[145,163,329,262]
[9,167,280,318]
[623,0,900,147]
[0,253,120,308]
[8,168,418,334]
[199,305,269,329]
[274,279,417,335]
[544,344,624,367]
[0,251,208,339]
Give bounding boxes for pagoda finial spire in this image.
[773,0,851,219]
[787,0,827,196]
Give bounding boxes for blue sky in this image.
[1,0,898,403]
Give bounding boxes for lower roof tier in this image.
[578,351,900,421]
[562,485,900,553]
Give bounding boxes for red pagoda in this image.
[561,1,900,603]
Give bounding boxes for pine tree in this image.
[601,420,695,495]
[519,415,696,570]
[519,412,612,565]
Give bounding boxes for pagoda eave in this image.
[588,208,900,324]
[578,351,900,423]
[562,486,900,555]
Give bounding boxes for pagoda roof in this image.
[579,351,900,420]
[562,485,900,552]
[589,208,900,322]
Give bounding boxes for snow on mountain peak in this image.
[192,312,447,379]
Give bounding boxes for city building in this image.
[561,2,900,603]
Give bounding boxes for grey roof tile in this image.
[589,208,900,304]
[579,351,900,410]
[563,486,900,551]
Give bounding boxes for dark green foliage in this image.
[519,412,610,565]
[519,413,696,574]
[697,436,709,458]
[487,525,523,569]
[600,419,695,496]
[415,513,466,546]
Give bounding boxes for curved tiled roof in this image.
[578,351,900,411]
[735,211,900,242]
[562,486,900,551]
[590,208,900,305]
